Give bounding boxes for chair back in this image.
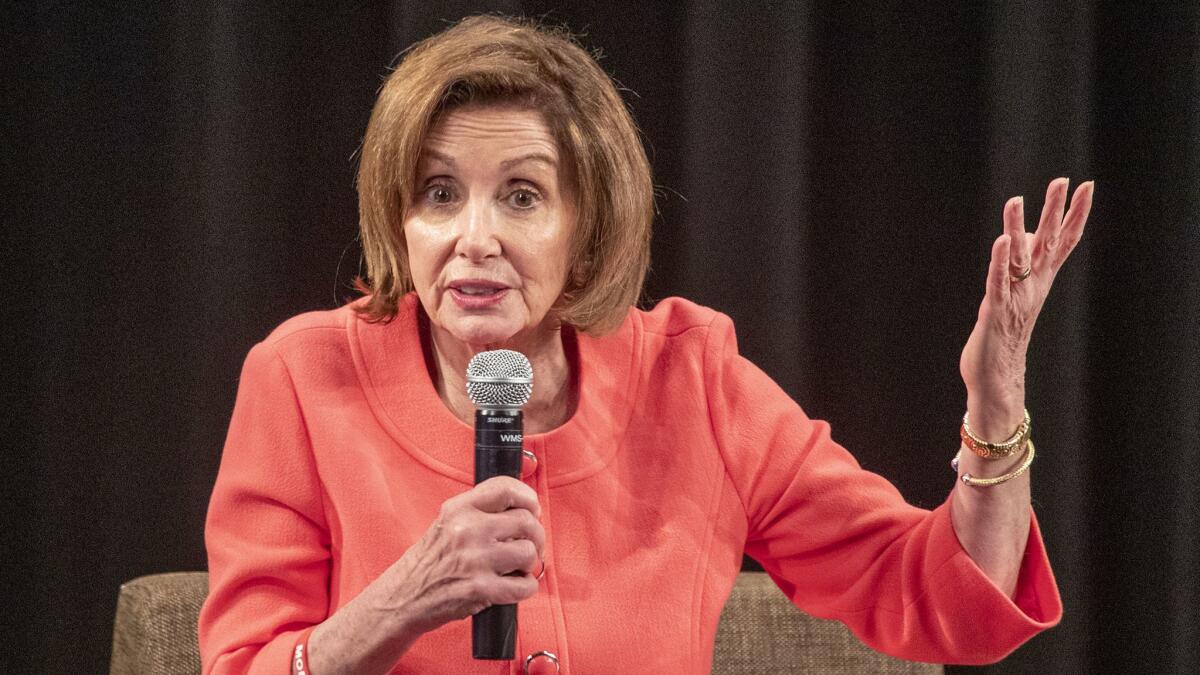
[111,571,943,674]
[110,572,207,675]
[713,572,943,674]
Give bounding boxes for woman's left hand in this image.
[959,178,1094,434]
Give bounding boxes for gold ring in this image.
[1009,266,1031,282]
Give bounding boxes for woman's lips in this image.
[448,283,509,309]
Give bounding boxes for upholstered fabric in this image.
[712,573,942,675]
[110,572,208,675]
[111,571,941,674]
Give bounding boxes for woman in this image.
[199,15,1092,674]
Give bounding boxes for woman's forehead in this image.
[421,105,560,167]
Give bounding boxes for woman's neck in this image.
[422,314,576,435]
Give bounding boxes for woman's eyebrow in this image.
[421,148,456,166]
[500,153,557,171]
[419,149,557,171]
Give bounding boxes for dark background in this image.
[5,1,1198,673]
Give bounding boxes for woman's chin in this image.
[444,315,523,349]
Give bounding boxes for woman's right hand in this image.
[376,475,545,634]
[307,476,543,674]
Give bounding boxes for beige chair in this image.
[111,571,942,674]
[712,573,943,674]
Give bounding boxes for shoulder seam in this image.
[639,323,710,339]
[264,323,348,348]
[637,297,719,338]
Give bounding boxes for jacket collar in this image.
[350,293,642,487]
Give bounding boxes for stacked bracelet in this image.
[960,409,1031,459]
[951,439,1036,487]
[951,408,1037,487]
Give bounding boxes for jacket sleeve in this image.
[198,341,331,674]
[702,312,1062,665]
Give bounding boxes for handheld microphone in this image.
[466,349,533,660]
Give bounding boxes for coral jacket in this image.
[199,293,1061,673]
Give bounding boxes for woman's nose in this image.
[453,198,502,261]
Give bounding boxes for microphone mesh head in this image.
[466,349,533,409]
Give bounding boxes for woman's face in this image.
[404,104,577,348]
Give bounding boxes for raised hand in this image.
[959,178,1095,438]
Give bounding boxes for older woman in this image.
[199,15,1092,675]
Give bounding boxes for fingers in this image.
[1033,177,1070,270]
[471,541,539,611]
[460,476,540,517]
[478,573,540,606]
[405,481,545,630]
[986,233,1012,304]
[489,508,546,555]
[439,477,545,568]
[489,538,540,576]
[1002,196,1030,279]
[1005,177,1094,277]
[1051,180,1095,270]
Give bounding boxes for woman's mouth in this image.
[455,285,501,295]
[448,281,509,308]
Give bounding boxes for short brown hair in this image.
[354,14,653,335]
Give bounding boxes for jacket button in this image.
[523,650,559,674]
[521,450,538,478]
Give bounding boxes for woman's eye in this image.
[508,188,540,210]
[425,185,454,205]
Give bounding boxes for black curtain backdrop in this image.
[6,2,1198,673]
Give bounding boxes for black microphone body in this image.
[472,408,524,659]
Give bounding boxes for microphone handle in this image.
[472,408,524,660]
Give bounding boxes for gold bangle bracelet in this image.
[961,409,1031,459]
[951,439,1036,487]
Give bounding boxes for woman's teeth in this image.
[458,286,499,295]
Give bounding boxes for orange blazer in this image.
[199,293,1061,673]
